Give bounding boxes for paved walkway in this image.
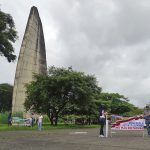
[0,128,149,150]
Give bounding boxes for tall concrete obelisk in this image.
[12,6,47,113]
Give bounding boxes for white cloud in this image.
[1,0,150,107]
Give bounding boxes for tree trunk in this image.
[50,116,54,125]
[47,112,54,125]
[47,107,60,126]
[54,116,58,126]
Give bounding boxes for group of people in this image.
[99,104,150,138]
[28,114,44,131]
[7,104,150,136]
[7,112,43,131]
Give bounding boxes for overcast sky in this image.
[1,0,150,107]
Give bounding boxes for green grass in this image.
[0,112,23,124]
[0,123,99,131]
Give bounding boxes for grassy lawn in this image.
[0,123,99,131]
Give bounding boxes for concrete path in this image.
[0,128,149,150]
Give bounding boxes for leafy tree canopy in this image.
[24,66,102,125]
[0,9,18,62]
[0,83,13,112]
[96,92,142,115]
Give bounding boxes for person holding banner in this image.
[144,105,150,136]
[99,104,106,137]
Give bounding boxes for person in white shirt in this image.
[38,114,43,131]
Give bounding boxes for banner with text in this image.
[111,115,144,130]
[12,117,31,126]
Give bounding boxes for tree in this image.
[97,92,141,115]
[0,83,13,112]
[0,9,18,62]
[24,66,102,125]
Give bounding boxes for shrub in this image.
[0,112,9,124]
[12,112,23,118]
[42,115,50,123]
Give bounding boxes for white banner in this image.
[111,115,144,130]
[12,117,31,126]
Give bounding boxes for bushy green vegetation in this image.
[0,83,13,112]
[0,67,143,128]
[96,92,143,116]
[12,112,23,118]
[0,9,18,62]
[0,112,24,125]
[0,112,8,124]
[25,66,101,125]
[23,66,143,126]
[42,115,50,123]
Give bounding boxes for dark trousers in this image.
[145,120,150,135]
[99,118,105,135]
[100,124,104,135]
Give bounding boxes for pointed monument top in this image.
[29,6,39,17]
[31,6,38,12]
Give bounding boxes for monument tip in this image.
[31,6,39,13]
[31,6,38,10]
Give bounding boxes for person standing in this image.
[31,117,34,127]
[99,105,106,137]
[8,112,12,126]
[144,105,150,136]
[38,114,43,131]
